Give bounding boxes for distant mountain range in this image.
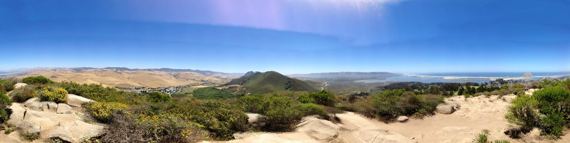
[227,71,318,94]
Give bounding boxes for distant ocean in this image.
[356,72,570,83]
[0,72,19,75]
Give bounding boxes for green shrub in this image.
[85,102,129,123]
[298,90,336,106]
[0,109,8,123]
[9,86,37,102]
[235,95,264,113]
[513,88,525,96]
[344,89,442,122]
[506,86,570,137]
[147,91,171,102]
[0,78,17,93]
[59,81,141,104]
[192,87,234,99]
[0,92,11,110]
[292,103,327,118]
[505,94,539,130]
[168,101,248,140]
[39,86,68,103]
[22,76,54,85]
[19,131,39,141]
[262,107,302,131]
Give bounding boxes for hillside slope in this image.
[18,68,239,88]
[227,71,318,94]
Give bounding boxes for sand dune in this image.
[19,69,239,88]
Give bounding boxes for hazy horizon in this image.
[1,0,569,73]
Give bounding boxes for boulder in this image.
[56,103,74,114]
[16,121,41,134]
[13,83,28,89]
[246,113,262,124]
[46,120,105,143]
[436,104,455,114]
[397,116,408,122]
[67,94,95,107]
[23,98,43,111]
[296,116,340,141]
[41,101,58,112]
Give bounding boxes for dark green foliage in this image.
[226,71,317,94]
[263,107,302,131]
[147,91,171,102]
[342,89,443,122]
[192,87,234,99]
[506,86,570,137]
[0,78,17,93]
[291,103,328,118]
[168,101,248,140]
[8,86,37,102]
[0,92,11,110]
[458,87,464,95]
[22,76,54,85]
[19,131,39,141]
[0,109,8,123]
[298,90,336,106]
[235,94,264,113]
[59,81,141,104]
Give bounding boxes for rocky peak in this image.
[523,72,533,78]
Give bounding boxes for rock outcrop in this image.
[5,102,104,143]
[523,72,534,78]
[436,104,455,114]
[56,103,74,114]
[67,94,95,107]
[397,116,409,122]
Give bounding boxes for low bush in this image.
[0,109,8,123]
[9,86,37,102]
[19,131,39,141]
[192,87,234,99]
[39,86,68,103]
[291,103,328,118]
[85,102,129,123]
[343,89,443,122]
[22,76,54,85]
[59,81,141,104]
[506,86,570,137]
[0,92,11,110]
[298,90,336,106]
[147,91,171,102]
[168,101,248,140]
[0,78,17,93]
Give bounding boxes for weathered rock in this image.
[67,94,95,107]
[13,83,28,89]
[296,116,340,141]
[23,98,43,111]
[41,101,58,112]
[397,116,409,122]
[436,104,455,114]
[246,113,262,124]
[46,121,105,143]
[56,103,74,114]
[523,72,533,78]
[16,121,41,134]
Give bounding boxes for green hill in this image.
[227,71,318,94]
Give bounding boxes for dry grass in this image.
[19,69,238,88]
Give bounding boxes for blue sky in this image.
[1,0,569,74]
